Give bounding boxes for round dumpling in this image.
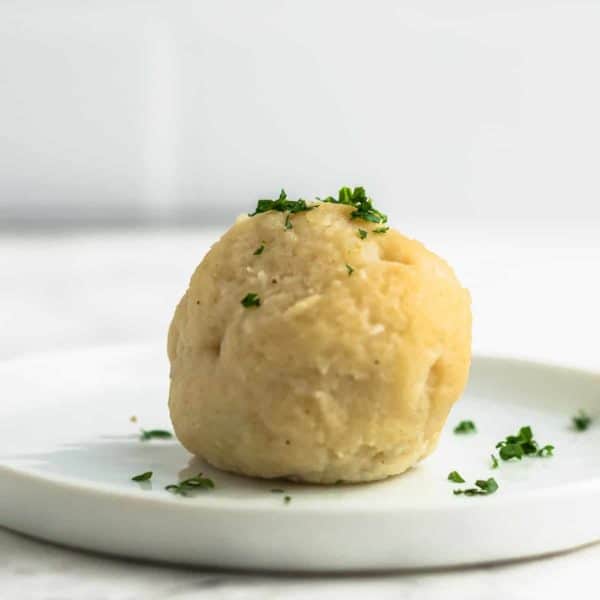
[168,194,471,484]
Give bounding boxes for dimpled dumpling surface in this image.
[168,201,471,483]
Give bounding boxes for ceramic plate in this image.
[0,344,598,571]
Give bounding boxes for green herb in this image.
[453,478,499,497]
[345,263,354,276]
[573,410,591,431]
[373,227,389,234]
[498,443,523,461]
[271,489,285,493]
[249,189,316,217]
[140,429,173,441]
[131,471,152,482]
[491,454,499,469]
[448,470,465,483]
[165,473,215,496]
[322,187,388,224]
[284,495,292,504]
[495,425,554,461]
[537,445,555,457]
[358,228,368,240]
[284,213,293,230]
[496,426,534,460]
[253,243,265,255]
[454,420,476,434]
[241,292,261,308]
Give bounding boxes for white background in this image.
[1,0,600,225]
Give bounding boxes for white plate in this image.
[0,344,598,571]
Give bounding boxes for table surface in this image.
[1,221,599,599]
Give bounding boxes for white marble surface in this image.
[1,221,599,599]
[2,526,599,600]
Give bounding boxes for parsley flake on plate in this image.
[131,471,153,482]
[495,426,554,461]
[139,429,173,441]
[537,445,555,457]
[454,420,476,434]
[453,478,499,497]
[573,410,591,431]
[165,473,215,496]
[447,470,465,483]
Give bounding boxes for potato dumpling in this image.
[168,191,471,484]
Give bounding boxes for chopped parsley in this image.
[284,495,292,504]
[454,420,476,434]
[249,187,388,230]
[322,186,388,224]
[249,189,316,217]
[345,263,354,276]
[453,478,499,497]
[491,454,499,469]
[447,470,465,483]
[165,473,215,496]
[253,243,265,255]
[573,410,591,431]
[358,228,368,240]
[373,226,389,234]
[131,471,153,482]
[139,429,173,441]
[241,292,261,308]
[537,445,555,457]
[495,426,554,461]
